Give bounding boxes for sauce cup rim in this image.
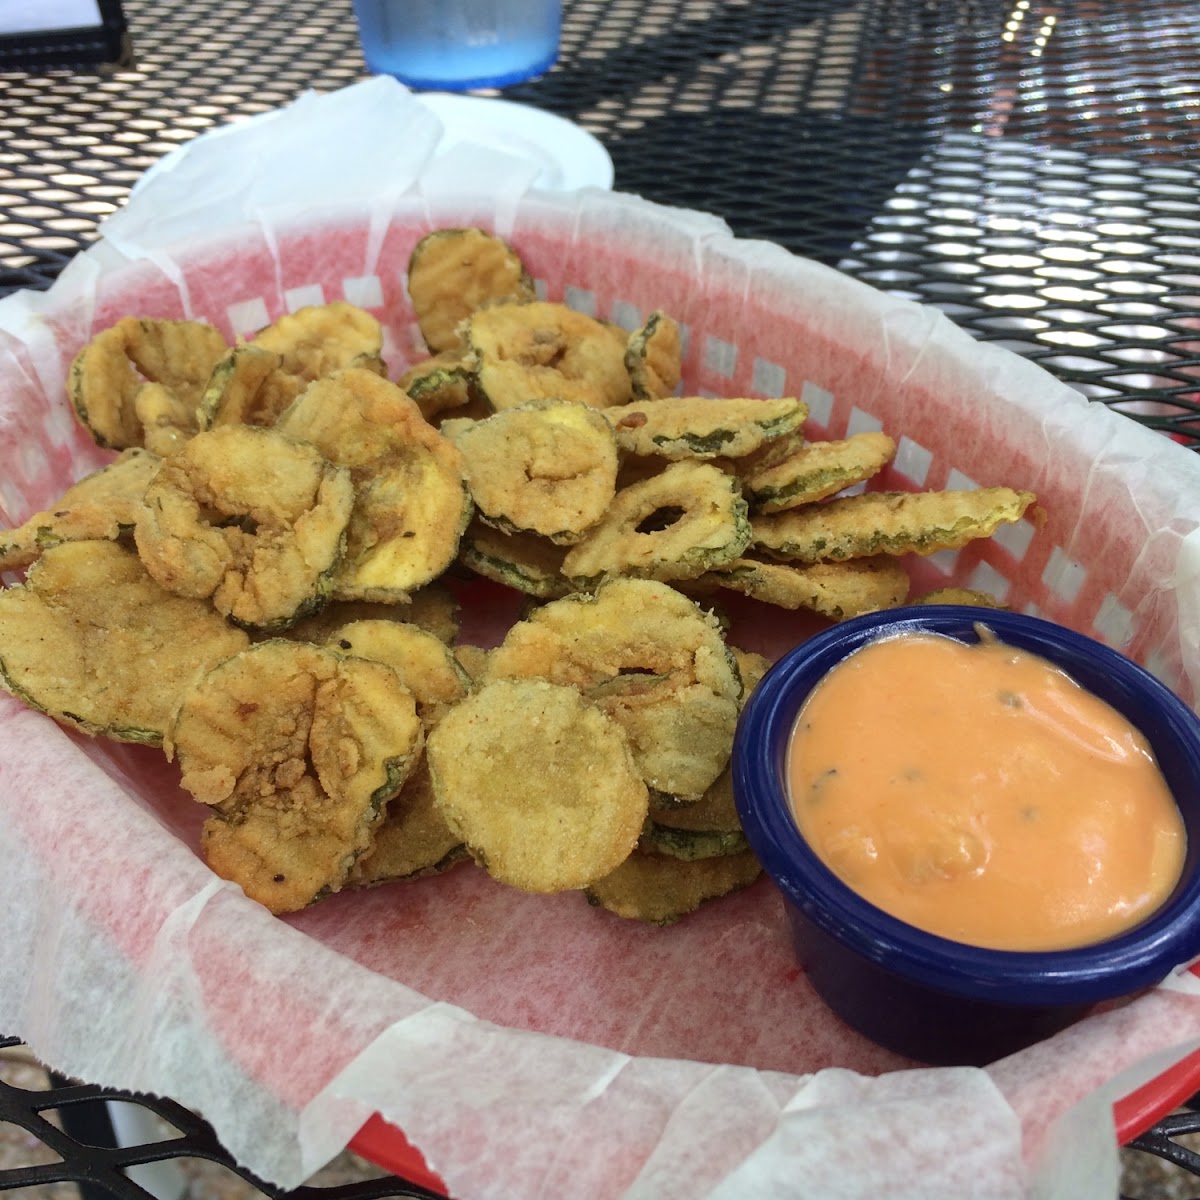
[733,605,1200,1006]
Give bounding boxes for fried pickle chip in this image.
[638,824,748,861]
[134,425,355,631]
[453,643,491,682]
[457,519,572,598]
[275,368,471,602]
[562,460,751,587]
[399,352,479,423]
[426,678,648,893]
[250,302,384,383]
[0,540,248,743]
[347,756,466,887]
[325,619,469,727]
[0,448,160,571]
[912,586,1009,609]
[743,431,897,514]
[408,227,536,355]
[468,301,632,412]
[447,398,619,543]
[696,555,910,619]
[168,640,423,914]
[607,396,807,461]
[625,310,682,401]
[69,317,228,450]
[134,382,198,457]
[585,849,762,924]
[751,488,1038,563]
[284,585,460,646]
[197,344,305,430]
[486,578,741,800]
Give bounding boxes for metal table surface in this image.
[2,1,1200,1196]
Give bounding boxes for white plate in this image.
[417,92,613,191]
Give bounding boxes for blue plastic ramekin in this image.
[732,606,1200,1066]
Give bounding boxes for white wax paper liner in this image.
[3,78,1200,1199]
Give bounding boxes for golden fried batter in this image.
[562,460,751,587]
[625,310,682,401]
[486,578,741,800]
[912,586,1009,609]
[134,425,355,631]
[607,396,807,461]
[743,431,896,513]
[69,317,228,450]
[457,519,572,599]
[751,488,1038,563]
[468,301,632,411]
[198,344,304,430]
[0,448,160,571]
[276,368,471,602]
[250,302,384,383]
[0,540,248,743]
[426,678,648,893]
[169,640,423,913]
[407,227,536,355]
[447,399,618,543]
[585,849,761,924]
[285,585,460,646]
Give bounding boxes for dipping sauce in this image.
[787,630,1187,952]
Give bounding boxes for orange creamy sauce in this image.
[787,632,1186,952]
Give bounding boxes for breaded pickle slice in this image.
[168,640,423,914]
[426,679,648,893]
[69,316,228,450]
[0,448,160,571]
[751,488,1038,563]
[486,578,742,800]
[325,619,470,727]
[913,586,1009,609]
[250,302,384,384]
[197,344,303,430]
[585,849,762,925]
[625,310,682,401]
[134,382,198,457]
[607,396,807,461]
[638,824,748,861]
[447,398,618,543]
[562,460,751,587]
[276,368,471,602]
[135,425,355,631]
[453,643,491,682]
[697,556,910,620]
[0,540,248,744]
[399,352,478,423]
[407,227,535,355]
[468,301,632,412]
[348,757,466,888]
[743,431,897,514]
[285,585,460,646]
[458,519,572,599]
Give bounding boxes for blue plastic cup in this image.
[351,0,561,92]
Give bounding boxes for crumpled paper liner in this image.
[3,77,1200,1199]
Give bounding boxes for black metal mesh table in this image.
[2,1,1200,1195]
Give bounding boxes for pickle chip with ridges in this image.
[447,398,619,544]
[0,540,248,744]
[562,460,751,587]
[468,301,632,412]
[751,488,1038,563]
[250,302,384,384]
[485,578,742,800]
[69,316,228,450]
[399,352,478,423]
[408,227,536,355]
[607,396,807,461]
[325,619,470,727]
[743,431,897,514]
[347,757,466,888]
[697,555,910,619]
[197,344,303,430]
[134,424,355,631]
[625,310,682,401]
[168,639,423,914]
[426,678,649,894]
[585,849,762,924]
[0,448,160,572]
[276,368,471,602]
